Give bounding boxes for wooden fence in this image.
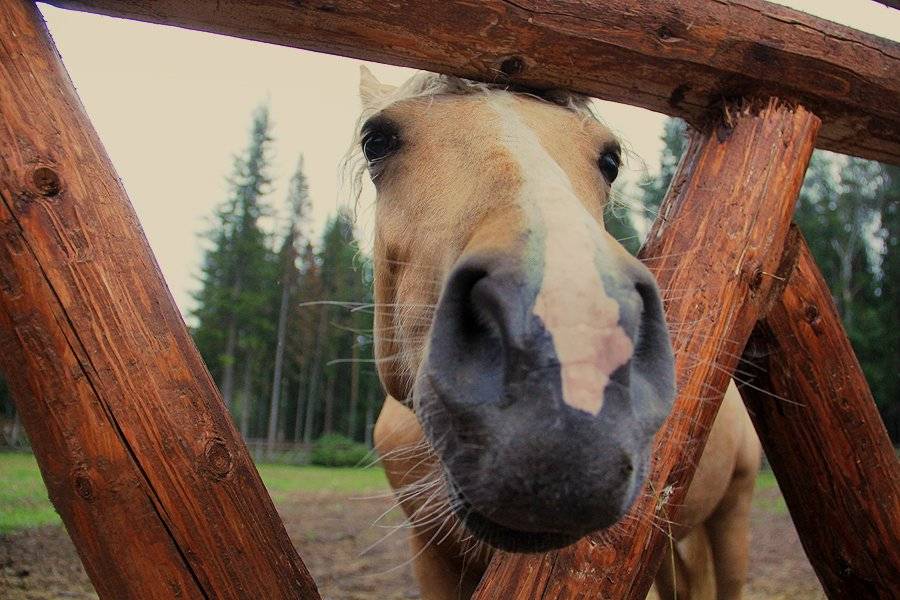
[0,0,897,598]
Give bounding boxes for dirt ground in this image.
[0,486,824,600]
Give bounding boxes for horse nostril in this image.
[431,261,506,374]
[455,269,494,343]
[633,280,665,360]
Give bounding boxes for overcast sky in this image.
[38,1,900,318]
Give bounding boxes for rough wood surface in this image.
[0,1,320,598]
[473,99,819,599]
[44,0,900,165]
[741,238,900,599]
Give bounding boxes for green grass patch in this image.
[256,463,389,502]
[0,451,389,532]
[754,468,788,515]
[0,452,60,534]
[1,452,787,531]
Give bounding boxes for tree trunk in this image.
[267,280,291,456]
[347,340,360,439]
[323,370,336,435]
[239,353,253,439]
[10,409,21,447]
[303,307,329,445]
[293,361,308,442]
[220,314,238,411]
[364,387,375,449]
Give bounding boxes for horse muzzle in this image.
[413,251,675,552]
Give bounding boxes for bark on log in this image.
[473,99,819,599]
[0,1,320,598]
[44,0,900,166]
[741,238,900,599]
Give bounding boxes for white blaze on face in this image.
[487,95,634,416]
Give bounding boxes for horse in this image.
[354,66,761,599]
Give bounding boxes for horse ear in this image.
[359,65,396,108]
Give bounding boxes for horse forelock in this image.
[342,72,601,214]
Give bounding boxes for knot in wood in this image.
[74,472,94,501]
[804,303,820,324]
[750,268,764,291]
[32,167,61,196]
[499,56,524,77]
[203,437,233,480]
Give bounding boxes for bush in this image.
[310,434,370,467]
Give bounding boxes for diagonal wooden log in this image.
[473,99,819,599]
[741,237,900,599]
[0,1,320,598]
[44,0,900,166]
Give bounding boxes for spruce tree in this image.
[267,157,311,455]
[192,105,277,424]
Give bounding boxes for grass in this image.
[0,452,60,533]
[754,468,789,515]
[1,451,787,533]
[0,451,389,533]
[257,463,389,502]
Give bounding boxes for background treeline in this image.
[607,118,899,442]
[0,111,896,449]
[189,104,381,455]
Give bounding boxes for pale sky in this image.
[38,1,900,318]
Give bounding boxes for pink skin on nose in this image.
[486,94,633,415]
[532,191,634,416]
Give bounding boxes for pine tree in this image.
[874,164,900,440]
[192,105,278,424]
[266,158,311,455]
[639,118,688,217]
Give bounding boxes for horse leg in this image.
[705,404,761,600]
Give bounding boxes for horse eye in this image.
[599,151,620,184]
[362,128,399,164]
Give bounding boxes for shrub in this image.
[310,434,370,467]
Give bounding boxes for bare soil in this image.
[0,486,824,599]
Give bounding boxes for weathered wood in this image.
[0,1,320,598]
[44,0,900,166]
[473,99,819,599]
[741,238,900,599]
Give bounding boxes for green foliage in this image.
[604,204,642,255]
[310,434,371,467]
[638,118,688,216]
[191,104,280,426]
[185,104,383,450]
[794,151,898,441]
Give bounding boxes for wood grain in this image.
[741,238,900,599]
[43,0,900,166]
[473,99,819,599]
[0,1,320,598]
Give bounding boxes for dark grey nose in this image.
[415,253,674,552]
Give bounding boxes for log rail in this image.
[741,239,900,597]
[1,0,898,599]
[45,0,900,166]
[0,1,320,598]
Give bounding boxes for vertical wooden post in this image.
[473,99,819,599]
[741,238,900,598]
[0,1,320,598]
